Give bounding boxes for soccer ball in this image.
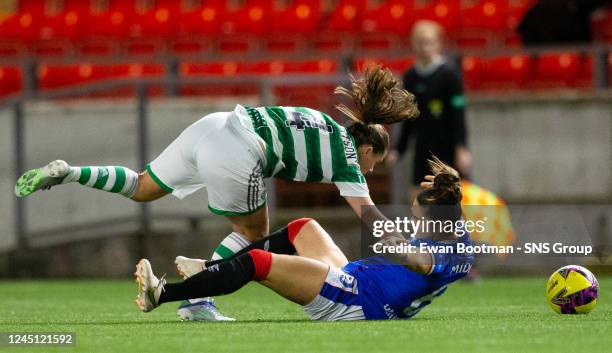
[546,265,599,314]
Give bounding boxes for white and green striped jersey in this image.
[234,104,369,198]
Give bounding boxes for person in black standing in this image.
[387,20,471,202]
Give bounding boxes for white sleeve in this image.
[335,181,370,197]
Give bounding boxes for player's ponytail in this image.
[334,65,419,154]
[417,156,463,222]
[335,65,419,125]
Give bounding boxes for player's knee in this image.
[130,173,160,202]
[248,249,272,281]
[235,226,267,242]
[131,194,149,202]
[288,218,316,244]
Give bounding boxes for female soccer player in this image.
[14,66,419,320]
[386,20,471,202]
[135,158,474,321]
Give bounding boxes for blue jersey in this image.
[341,234,474,320]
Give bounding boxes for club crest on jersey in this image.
[330,272,358,294]
[338,274,355,289]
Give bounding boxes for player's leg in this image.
[175,110,268,320]
[14,113,216,200]
[14,160,147,199]
[135,250,330,312]
[176,204,270,320]
[175,208,270,321]
[259,253,330,305]
[131,171,168,202]
[288,218,350,269]
[208,206,269,263]
[176,217,348,277]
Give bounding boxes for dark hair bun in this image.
[432,173,462,205]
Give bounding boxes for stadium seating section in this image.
[0,0,610,101]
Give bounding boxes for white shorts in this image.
[147,111,267,216]
[303,267,365,321]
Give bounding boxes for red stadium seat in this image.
[217,34,259,54]
[121,0,177,55]
[526,52,583,89]
[506,0,535,30]
[37,63,165,96]
[179,58,336,99]
[462,55,531,91]
[503,0,535,46]
[18,0,45,17]
[171,0,227,54]
[84,0,134,39]
[327,0,366,32]
[455,0,508,48]
[462,56,486,90]
[273,59,338,110]
[176,0,226,36]
[460,0,508,30]
[180,59,337,77]
[36,0,90,40]
[201,1,272,53]
[360,0,414,34]
[355,0,414,50]
[179,60,259,96]
[273,84,336,110]
[29,6,81,56]
[128,4,177,39]
[77,0,135,56]
[0,66,23,97]
[412,0,460,32]
[0,0,46,42]
[222,0,272,34]
[264,34,306,54]
[575,55,594,88]
[283,59,338,74]
[0,9,40,43]
[271,0,321,33]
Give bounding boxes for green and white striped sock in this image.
[211,232,251,260]
[187,232,251,305]
[62,166,139,198]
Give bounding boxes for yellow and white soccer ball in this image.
[546,265,599,314]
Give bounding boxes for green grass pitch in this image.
[1,277,611,353]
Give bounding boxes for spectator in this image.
[518,0,611,45]
[387,20,471,202]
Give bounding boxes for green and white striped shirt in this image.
[234,104,369,198]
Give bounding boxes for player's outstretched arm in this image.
[344,195,375,218]
[353,200,433,274]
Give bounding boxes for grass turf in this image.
[0,277,610,353]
